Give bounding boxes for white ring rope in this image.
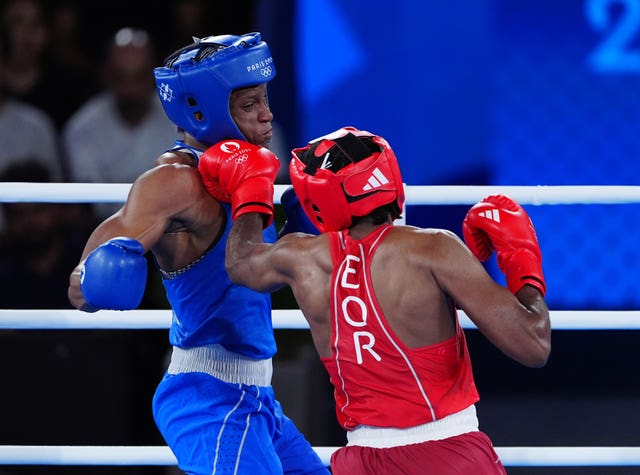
[2,182,640,204]
[2,445,640,467]
[1,309,639,330]
[2,183,639,467]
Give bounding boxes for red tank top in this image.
[322,226,479,430]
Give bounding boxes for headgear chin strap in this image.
[153,32,275,145]
[289,126,405,232]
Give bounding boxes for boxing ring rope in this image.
[2,445,640,467]
[2,182,640,467]
[1,308,640,330]
[2,182,640,204]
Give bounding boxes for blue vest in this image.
[162,204,277,359]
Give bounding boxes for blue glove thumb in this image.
[80,237,148,310]
[278,186,320,238]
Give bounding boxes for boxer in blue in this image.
[68,32,327,475]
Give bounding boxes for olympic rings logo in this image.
[235,154,249,164]
[261,66,272,77]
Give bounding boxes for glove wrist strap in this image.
[504,249,546,296]
[231,177,274,228]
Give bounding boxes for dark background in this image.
[1,0,640,474]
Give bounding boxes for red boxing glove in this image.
[462,194,546,296]
[198,139,280,227]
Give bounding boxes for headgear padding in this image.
[154,32,275,145]
[289,126,405,232]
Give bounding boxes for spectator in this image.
[49,1,96,79]
[0,36,64,182]
[1,0,96,131]
[63,27,176,218]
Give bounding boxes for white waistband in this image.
[167,344,273,386]
[346,404,479,448]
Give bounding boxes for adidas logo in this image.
[478,209,500,222]
[362,167,389,191]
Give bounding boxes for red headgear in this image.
[289,126,405,232]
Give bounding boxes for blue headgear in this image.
[154,32,276,145]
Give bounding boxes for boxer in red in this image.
[199,126,551,474]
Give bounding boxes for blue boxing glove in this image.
[80,237,148,310]
[278,186,320,238]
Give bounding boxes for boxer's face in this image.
[229,84,273,149]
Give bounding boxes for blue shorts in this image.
[153,370,329,475]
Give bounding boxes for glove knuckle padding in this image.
[199,150,230,203]
[463,194,546,296]
[199,140,279,227]
[80,237,148,310]
[463,203,496,261]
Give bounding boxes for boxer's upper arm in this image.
[81,165,195,258]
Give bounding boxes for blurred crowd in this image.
[0,0,258,310]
